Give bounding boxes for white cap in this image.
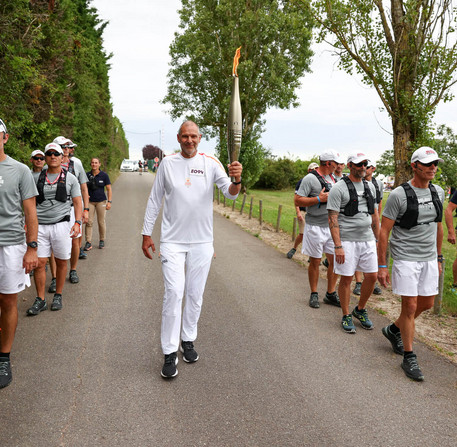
[44,142,63,155]
[411,146,443,164]
[0,118,7,134]
[308,162,319,170]
[67,140,77,148]
[347,152,369,164]
[319,149,339,162]
[368,159,376,168]
[334,152,345,164]
[31,149,45,157]
[53,136,71,146]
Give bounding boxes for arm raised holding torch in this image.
[227,47,242,183]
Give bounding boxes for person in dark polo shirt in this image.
[84,157,112,250]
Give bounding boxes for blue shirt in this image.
[87,170,111,202]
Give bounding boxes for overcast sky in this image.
[92,0,457,164]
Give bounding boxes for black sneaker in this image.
[180,341,199,363]
[84,242,92,251]
[342,314,356,333]
[352,306,373,330]
[51,294,62,311]
[27,297,47,316]
[286,248,296,259]
[322,258,329,268]
[324,291,341,307]
[382,324,404,355]
[99,240,105,249]
[69,270,79,284]
[353,282,362,295]
[401,353,424,381]
[373,285,382,295]
[48,277,56,294]
[161,352,178,378]
[309,292,319,308]
[79,248,87,259]
[0,359,12,389]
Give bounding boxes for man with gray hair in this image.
[378,147,444,381]
[0,118,39,388]
[294,150,341,309]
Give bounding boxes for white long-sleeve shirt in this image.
[142,152,238,243]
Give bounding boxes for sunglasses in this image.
[418,160,439,167]
[45,151,62,157]
[32,156,45,161]
[353,161,368,167]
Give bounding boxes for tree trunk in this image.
[392,117,412,187]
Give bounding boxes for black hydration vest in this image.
[310,169,335,192]
[341,176,375,216]
[86,171,99,191]
[36,169,68,204]
[371,178,381,204]
[395,182,442,229]
[62,159,75,175]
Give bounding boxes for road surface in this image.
[2,172,456,447]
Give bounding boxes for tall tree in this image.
[142,144,164,161]
[309,0,457,185]
[163,0,313,189]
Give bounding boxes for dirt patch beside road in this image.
[214,202,457,364]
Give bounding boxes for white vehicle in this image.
[120,159,135,172]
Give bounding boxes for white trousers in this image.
[159,242,214,355]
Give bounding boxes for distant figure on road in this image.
[0,118,39,389]
[84,157,112,251]
[287,162,318,259]
[138,160,143,175]
[142,120,242,379]
[327,153,379,334]
[294,150,341,309]
[378,147,444,381]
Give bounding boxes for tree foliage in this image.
[163,0,313,186]
[433,125,457,188]
[142,144,164,161]
[309,0,457,185]
[0,0,128,172]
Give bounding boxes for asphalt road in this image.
[1,172,457,447]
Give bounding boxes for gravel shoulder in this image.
[214,202,457,364]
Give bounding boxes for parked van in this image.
[120,159,135,171]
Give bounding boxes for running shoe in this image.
[401,353,424,381]
[69,270,79,284]
[161,352,178,379]
[84,242,92,251]
[48,277,56,293]
[373,284,382,295]
[286,248,296,259]
[382,324,404,355]
[353,282,362,296]
[324,291,341,307]
[352,306,373,330]
[180,341,199,363]
[99,240,105,249]
[341,314,356,334]
[322,258,329,268]
[27,297,47,316]
[309,292,319,309]
[0,359,12,389]
[51,294,62,311]
[79,248,87,259]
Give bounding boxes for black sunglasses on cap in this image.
[417,160,439,167]
[45,151,62,157]
[353,161,368,167]
[32,156,45,161]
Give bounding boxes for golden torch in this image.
[227,47,242,181]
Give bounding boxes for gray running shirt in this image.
[0,156,38,246]
[36,171,81,224]
[382,181,445,261]
[327,179,377,241]
[296,172,336,227]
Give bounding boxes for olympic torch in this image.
[227,47,242,182]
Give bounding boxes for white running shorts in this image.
[302,224,334,258]
[391,259,439,297]
[37,222,72,260]
[0,244,31,294]
[333,240,378,276]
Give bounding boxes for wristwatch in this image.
[27,241,38,249]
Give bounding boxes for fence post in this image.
[259,200,263,225]
[240,193,247,215]
[223,196,226,207]
[217,189,220,205]
[276,205,282,232]
[292,217,297,242]
[434,258,445,314]
[249,197,253,219]
[232,197,236,211]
